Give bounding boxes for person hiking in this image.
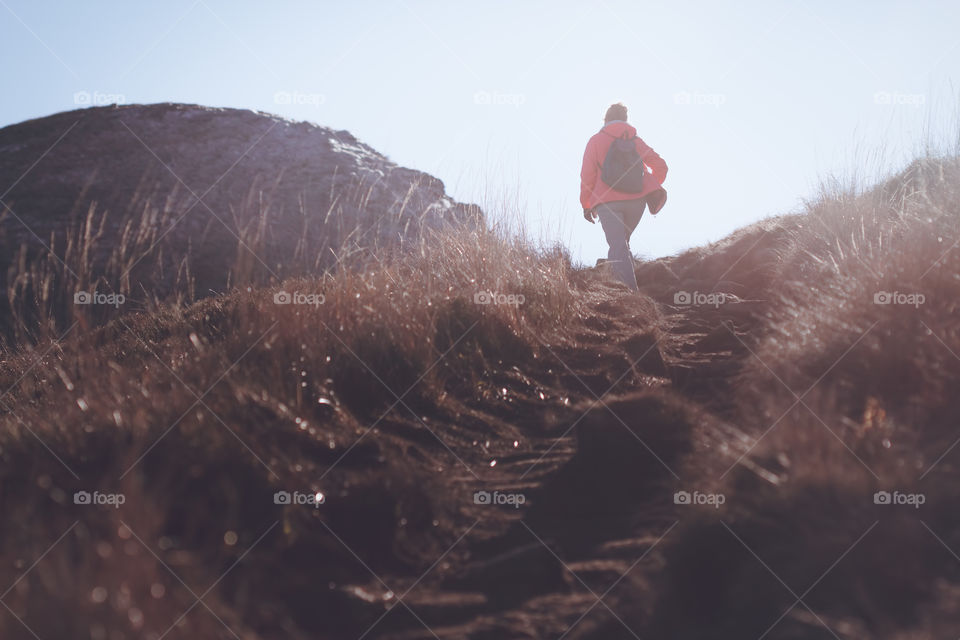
[580,102,668,291]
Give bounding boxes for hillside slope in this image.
[0,155,958,639]
[0,104,480,343]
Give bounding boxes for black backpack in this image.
[600,131,646,193]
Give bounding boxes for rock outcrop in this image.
[0,103,480,299]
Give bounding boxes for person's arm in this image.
[580,137,598,214]
[637,138,668,185]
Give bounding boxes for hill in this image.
[0,111,958,637]
[0,104,480,343]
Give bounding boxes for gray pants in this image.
[596,199,645,291]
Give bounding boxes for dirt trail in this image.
[331,271,762,640]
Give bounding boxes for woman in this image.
[580,102,668,291]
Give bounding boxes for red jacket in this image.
[580,121,668,210]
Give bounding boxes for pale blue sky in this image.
[2,0,958,263]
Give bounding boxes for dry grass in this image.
[2,151,960,639]
[1,169,484,348]
[636,155,960,640]
[0,198,598,639]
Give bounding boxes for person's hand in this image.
[583,207,597,224]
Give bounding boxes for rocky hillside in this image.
[0,104,479,341]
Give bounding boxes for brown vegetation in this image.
[0,154,958,639]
